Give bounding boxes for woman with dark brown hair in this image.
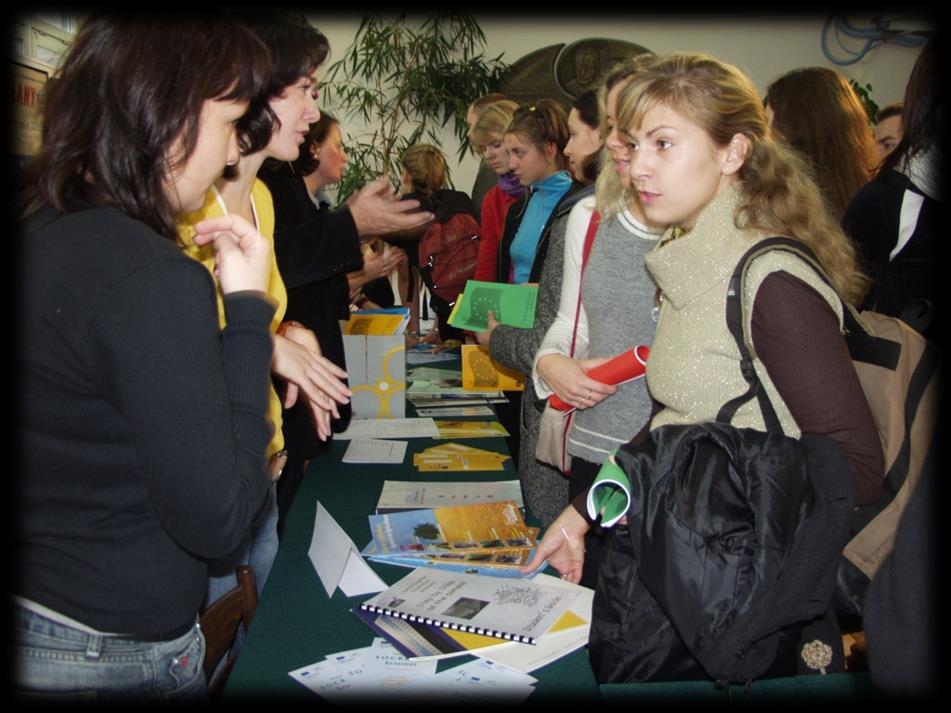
[15,15,274,699]
[765,66,879,219]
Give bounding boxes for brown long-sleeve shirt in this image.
[572,270,884,519]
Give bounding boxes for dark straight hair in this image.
[234,12,330,156]
[572,90,601,185]
[881,33,938,176]
[290,111,339,177]
[17,15,271,242]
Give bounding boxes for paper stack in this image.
[433,420,509,439]
[357,567,579,645]
[413,443,510,472]
[461,344,525,392]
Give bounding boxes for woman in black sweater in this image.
[14,17,275,699]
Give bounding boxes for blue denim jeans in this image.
[204,481,279,665]
[206,481,279,603]
[12,603,206,701]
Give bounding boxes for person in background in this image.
[496,100,575,286]
[526,56,664,583]
[396,143,479,343]
[488,99,577,466]
[873,101,904,160]
[15,16,274,699]
[467,92,513,219]
[764,66,879,219]
[474,87,606,528]
[842,34,941,347]
[469,98,523,284]
[564,90,603,184]
[177,14,350,645]
[525,52,883,682]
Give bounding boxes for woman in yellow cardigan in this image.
[177,14,350,628]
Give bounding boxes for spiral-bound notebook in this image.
[357,567,580,645]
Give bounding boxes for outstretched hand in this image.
[521,506,590,583]
[348,176,434,236]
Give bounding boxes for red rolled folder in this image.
[548,344,649,413]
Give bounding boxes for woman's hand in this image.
[192,214,271,294]
[536,354,617,410]
[521,506,590,583]
[474,310,500,347]
[382,245,407,274]
[272,326,351,441]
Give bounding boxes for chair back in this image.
[199,564,258,697]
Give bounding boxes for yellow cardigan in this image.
[178,179,288,457]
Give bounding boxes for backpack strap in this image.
[718,237,844,430]
[717,238,795,430]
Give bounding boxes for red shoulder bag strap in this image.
[568,210,601,358]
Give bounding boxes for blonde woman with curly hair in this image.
[526,56,883,676]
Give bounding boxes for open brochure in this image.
[362,500,535,560]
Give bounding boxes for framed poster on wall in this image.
[11,58,51,157]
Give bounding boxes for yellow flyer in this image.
[461,345,525,391]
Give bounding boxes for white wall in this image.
[308,13,926,196]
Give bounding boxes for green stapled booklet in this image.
[447,280,538,332]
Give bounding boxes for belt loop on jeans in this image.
[85,633,104,659]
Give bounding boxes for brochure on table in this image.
[375,480,524,513]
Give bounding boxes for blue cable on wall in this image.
[821,14,929,66]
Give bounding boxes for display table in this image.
[223,353,881,702]
[223,423,601,701]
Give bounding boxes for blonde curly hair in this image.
[616,52,869,306]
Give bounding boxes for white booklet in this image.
[375,480,524,513]
[336,417,439,440]
[358,567,580,645]
[342,438,408,464]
